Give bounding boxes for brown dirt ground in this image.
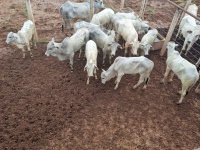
[0,0,200,150]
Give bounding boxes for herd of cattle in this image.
[5,0,200,104]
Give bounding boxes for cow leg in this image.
[133,74,145,89]
[161,67,171,84]
[109,54,112,64]
[168,71,175,83]
[142,73,151,90]
[185,41,195,55]
[114,72,123,90]
[116,33,120,42]
[181,37,189,53]
[177,84,188,104]
[124,42,128,57]
[175,28,181,40]
[94,68,98,80]
[86,76,90,85]
[21,47,26,59]
[69,53,74,72]
[27,43,33,58]
[102,51,106,65]
[78,48,82,60]
[66,18,71,29]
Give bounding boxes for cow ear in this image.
[102,69,105,72]
[175,44,179,47]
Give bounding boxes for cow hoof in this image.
[176,101,181,105]
[160,80,164,84]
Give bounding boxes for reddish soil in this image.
[0,0,200,150]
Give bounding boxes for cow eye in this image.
[56,47,59,49]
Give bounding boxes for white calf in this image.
[161,41,199,104]
[175,4,199,55]
[84,40,98,84]
[139,29,158,56]
[101,56,154,90]
[116,19,139,56]
[6,20,36,58]
[90,8,114,27]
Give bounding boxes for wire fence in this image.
[104,0,200,68]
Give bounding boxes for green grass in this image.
[146,7,154,13]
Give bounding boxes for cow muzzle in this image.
[6,40,10,44]
[45,52,49,56]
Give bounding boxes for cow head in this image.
[6,32,17,44]
[101,69,108,84]
[108,42,122,57]
[138,21,150,35]
[45,37,65,60]
[94,0,104,11]
[139,43,152,56]
[84,61,98,77]
[187,25,200,45]
[167,41,179,55]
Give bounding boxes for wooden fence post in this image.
[90,0,94,20]
[139,0,148,20]
[120,0,125,9]
[25,0,38,42]
[160,8,182,56]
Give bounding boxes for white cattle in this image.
[175,4,199,55]
[115,19,139,56]
[195,71,200,94]
[127,19,149,35]
[73,21,112,35]
[84,40,98,84]
[89,27,122,64]
[60,0,104,31]
[90,8,114,27]
[184,4,198,17]
[5,20,36,58]
[139,29,158,56]
[101,56,154,90]
[45,28,89,71]
[113,12,139,20]
[161,41,199,104]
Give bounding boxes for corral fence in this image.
[104,0,200,68]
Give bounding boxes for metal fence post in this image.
[160,8,182,56]
[25,0,38,41]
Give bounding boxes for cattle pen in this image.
[0,0,200,150]
[105,0,200,67]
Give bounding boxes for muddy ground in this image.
[0,0,200,149]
